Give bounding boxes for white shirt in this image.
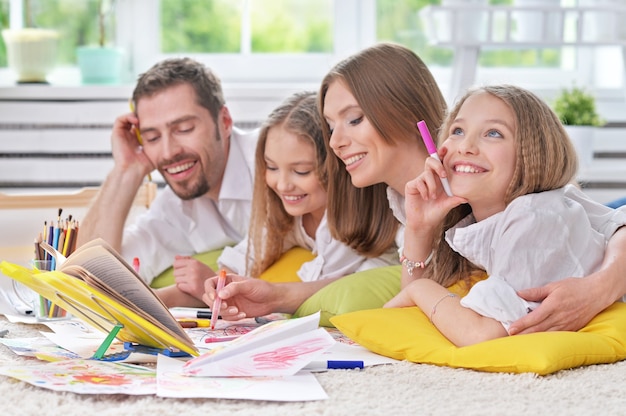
[218,212,398,282]
[386,186,406,254]
[448,185,626,331]
[121,127,258,283]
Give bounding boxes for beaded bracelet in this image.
[399,250,434,276]
[429,293,457,323]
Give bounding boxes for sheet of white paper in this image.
[42,327,157,363]
[0,359,156,395]
[0,336,79,360]
[44,319,104,338]
[157,355,327,401]
[186,327,334,377]
[313,341,401,367]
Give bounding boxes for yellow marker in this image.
[177,319,212,328]
[129,99,152,181]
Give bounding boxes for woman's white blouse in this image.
[448,185,626,331]
[218,212,398,282]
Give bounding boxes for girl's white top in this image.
[386,187,407,251]
[218,212,398,282]
[446,184,626,331]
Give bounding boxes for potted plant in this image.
[1,0,59,83]
[76,0,123,84]
[553,85,605,169]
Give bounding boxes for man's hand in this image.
[110,112,154,175]
[509,278,601,335]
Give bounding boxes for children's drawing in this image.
[0,359,156,395]
[0,336,80,360]
[183,312,335,377]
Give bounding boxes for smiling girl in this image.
[385,84,626,346]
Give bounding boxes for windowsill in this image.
[0,68,320,101]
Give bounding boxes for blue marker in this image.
[304,360,364,371]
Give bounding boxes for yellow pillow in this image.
[150,247,310,289]
[257,247,312,283]
[331,294,626,375]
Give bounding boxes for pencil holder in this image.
[30,260,70,321]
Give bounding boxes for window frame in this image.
[122,0,377,83]
[1,0,623,109]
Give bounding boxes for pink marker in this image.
[204,335,239,343]
[417,120,453,197]
[210,269,227,330]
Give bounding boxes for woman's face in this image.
[323,80,400,189]
[264,125,327,223]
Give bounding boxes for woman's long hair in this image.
[319,42,447,256]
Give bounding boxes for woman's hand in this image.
[202,274,279,320]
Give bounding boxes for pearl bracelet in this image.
[399,250,434,276]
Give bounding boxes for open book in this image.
[0,238,198,357]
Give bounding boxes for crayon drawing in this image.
[0,336,80,360]
[0,359,156,395]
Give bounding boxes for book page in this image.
[60,239,189,342]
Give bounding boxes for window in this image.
[127,0,371,83]
[1,0,624,102]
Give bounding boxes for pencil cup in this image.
[9,280,39,316]
[30,260,70,321]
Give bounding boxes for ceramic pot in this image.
[2,28,59,83]
[76,46,124,85]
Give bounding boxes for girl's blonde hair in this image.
[247,91,325,277]
[425,84,579,287]
[319,42,447,256]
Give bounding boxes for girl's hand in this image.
[404,157,467,232]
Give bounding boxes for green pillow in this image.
[294,265,402,327]
[149,249,223,289]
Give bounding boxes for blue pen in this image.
[304,360,364,371]
[50,225,60,270]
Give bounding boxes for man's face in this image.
[137,83,232,200]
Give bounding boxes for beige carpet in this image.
[1,317,626,416]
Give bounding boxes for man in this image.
[77,58,257,306]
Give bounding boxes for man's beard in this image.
[172,177,210,200]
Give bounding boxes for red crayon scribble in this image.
[72,373,131,386]
[251,338,329,370]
